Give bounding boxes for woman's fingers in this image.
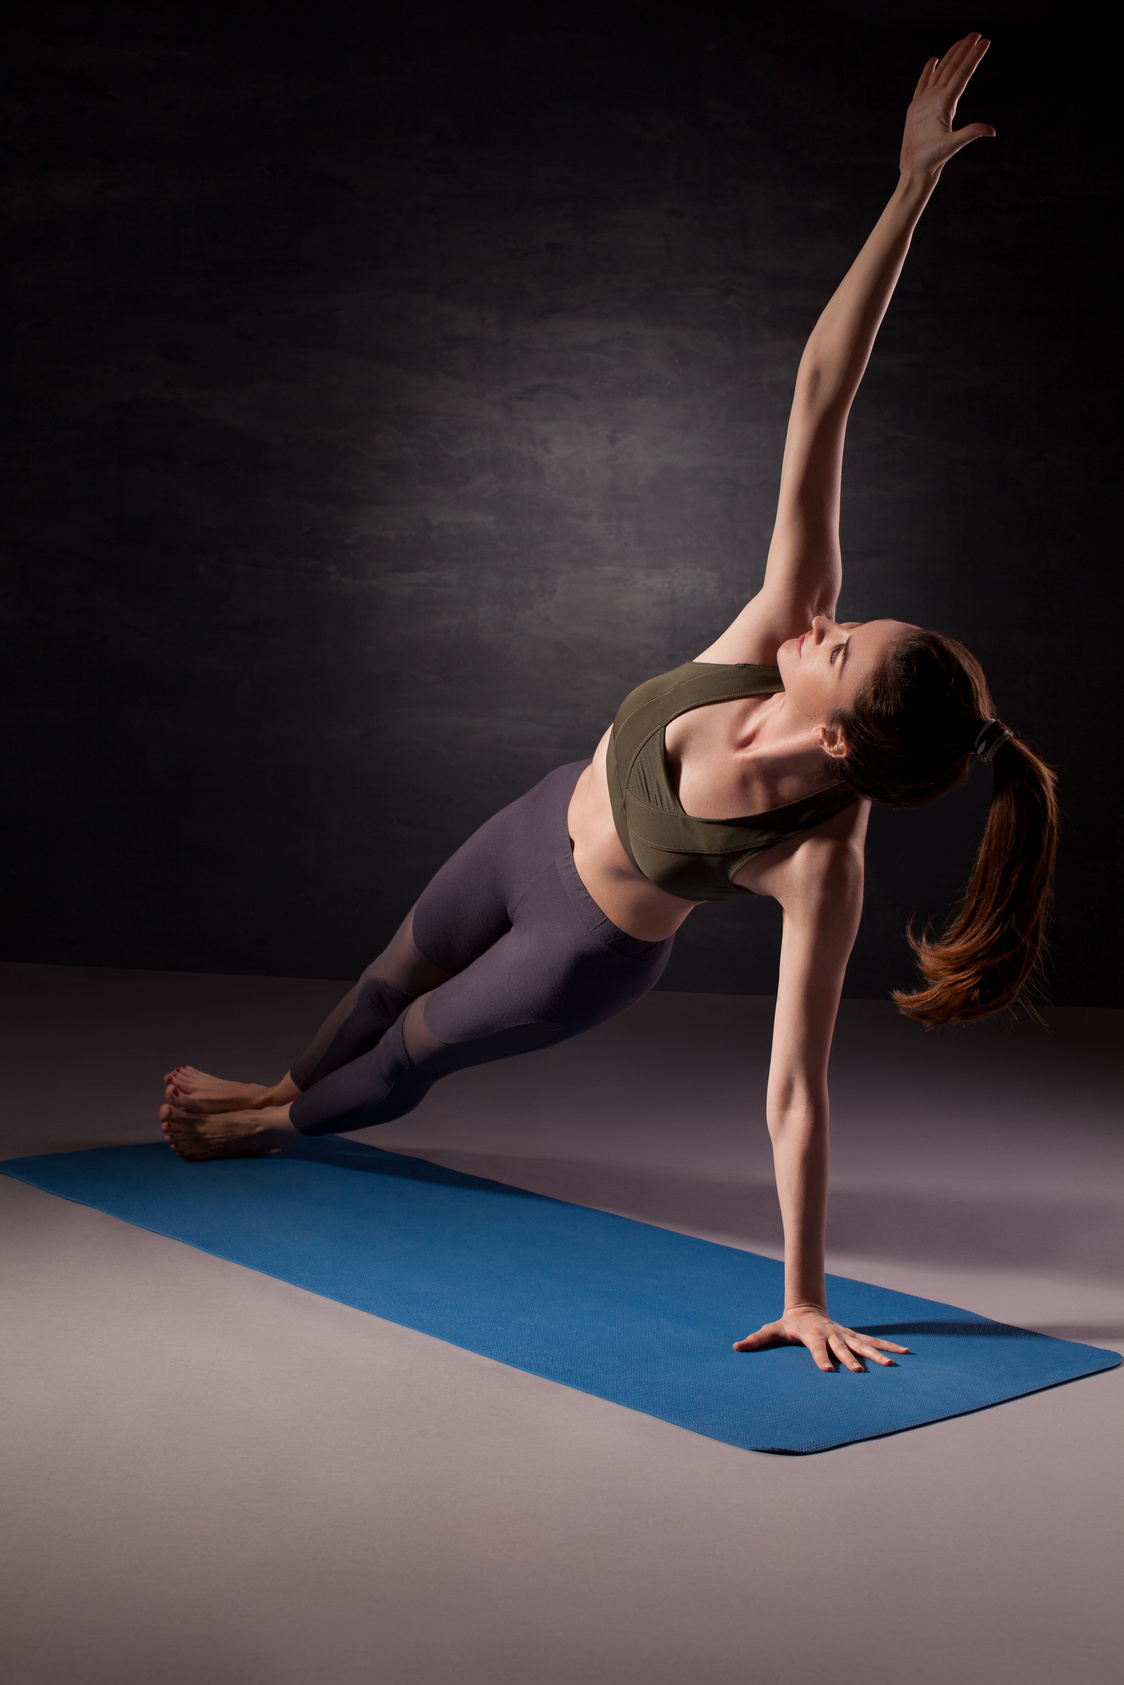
[912,56,938,100]
[732,1322,783,1351]
[935,32,984,90]
[931,35,968,88]
[944,34,990,103]
[949,46,991,111]
[837,1328,911,1364]
[925,33,988,116]
[828,1332,864,1373]
[936,121,996,168]
[951,120,997,146]
[807,1334,835,1373]
[850,1341,895,1366]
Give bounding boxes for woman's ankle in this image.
[265,1072,303,1107]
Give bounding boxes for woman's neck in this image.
[737,692,840,788]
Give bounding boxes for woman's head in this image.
[828,624,1059,1027]
[831,624,993,807]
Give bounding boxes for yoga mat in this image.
[3,1137,1117,1454]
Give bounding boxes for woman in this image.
[160,35,1057,1373]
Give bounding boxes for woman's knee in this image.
[403,991,563,1076]
[368,909,456,997]
[401,994,445,1064]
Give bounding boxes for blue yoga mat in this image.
[3,1137,1117,1454]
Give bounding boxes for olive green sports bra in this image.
[605,660,859,902]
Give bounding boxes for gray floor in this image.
[1,962,1121,1685]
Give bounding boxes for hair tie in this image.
[973,718,1012,762]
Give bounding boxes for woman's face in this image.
[777,616,911,730]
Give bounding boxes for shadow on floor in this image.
[397,1149,1123,1281]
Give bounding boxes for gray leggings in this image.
[288,760,674,1136]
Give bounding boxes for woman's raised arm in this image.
[699,33,994,666]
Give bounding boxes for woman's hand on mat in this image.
[899,32,995,181]
[733,1306,909,1373]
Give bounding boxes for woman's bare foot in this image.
[162,1065,299,1115]
[160,1102,300,1161]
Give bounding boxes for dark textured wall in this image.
[6,2,1120,1002]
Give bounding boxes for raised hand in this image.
[901,31,995,180]
[734,1304,910,1372]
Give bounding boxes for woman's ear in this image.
[815,721,851,761]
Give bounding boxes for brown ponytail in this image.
[834,630,1059,1026]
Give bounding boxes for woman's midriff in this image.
[565,728,702,942]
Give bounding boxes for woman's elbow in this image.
[765,1085,829,1138]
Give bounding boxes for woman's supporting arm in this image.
[700,33,994,665]
[733,829,908,1370]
